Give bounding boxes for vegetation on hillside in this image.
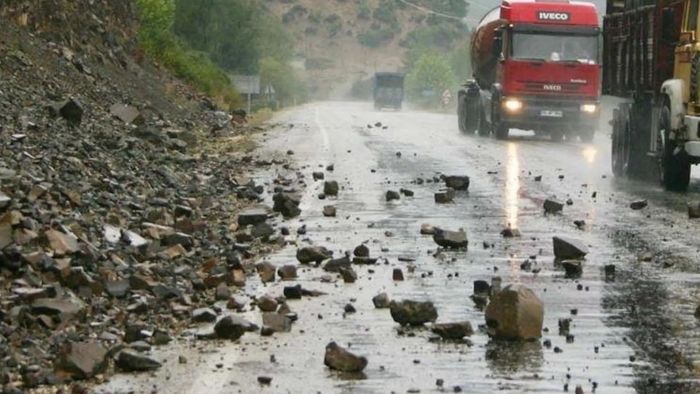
[135,0,306,111]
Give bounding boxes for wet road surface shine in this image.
[99,102,700,393]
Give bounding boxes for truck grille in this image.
[519,81,586,94]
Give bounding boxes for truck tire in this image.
[579,129,595,143]
[457,94,467,132]
[611,108,628,177]
[478,107,490,136]
[658,105,691,191]
[551,129,564,142]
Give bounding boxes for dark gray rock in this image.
[372,293,390,308]
[434,188,455,204]
[296,246,332,264]
[353,244,370,258]
[543,199,564,214]
[322,205,336,217]
[192,308,217,323]
[433,228,468,249]
[324,256,351,272]
[238,208,268,226]
[386,190,400,201]
[56,341,107,379]
[553,236,589,259]
[630,200,648,210]
[443,176,470,190]
[262,313,292,333]
[324,342,367,372]
[431,321,474,340]
[273,192,301,218]
[324,181,339,196]
[389,300,438,326]
[214,315,256,340]
[115,350,162,372]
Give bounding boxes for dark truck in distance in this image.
[373,72,404,110]
[457,0,601,141]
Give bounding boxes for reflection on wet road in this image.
[99,102,700,394]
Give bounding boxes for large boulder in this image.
[389,300,438,326]
[553,236,588,260]
[296,246,332,264]
[324,342,367,373]
[433,228,468,249]
[485,284,543,340]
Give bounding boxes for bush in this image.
[259,57,307,106]
[135,0,243,109]
[406,53,456,108]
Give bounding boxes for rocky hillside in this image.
[0,1,299,391]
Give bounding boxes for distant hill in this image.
[263,0,607,98]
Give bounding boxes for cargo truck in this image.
[604,0,700,191]
[374,72,405,110]
[457,0,601,141]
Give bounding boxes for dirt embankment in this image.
[0,1,300,391]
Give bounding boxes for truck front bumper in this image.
[499,97,600,131]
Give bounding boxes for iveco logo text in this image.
[543,84,562,91]
[537,12,570,21]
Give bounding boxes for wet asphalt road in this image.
[99,101,700,394]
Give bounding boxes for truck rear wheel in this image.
[658,106,691,191]
[494,123,509,140]
[611,109,629,177]
[458,93,480,134]
[478,107,490,136]
[457,94,467,132]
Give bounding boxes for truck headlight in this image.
[503,98,523,113]
[580,104,597,113]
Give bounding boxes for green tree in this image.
[259,57,307,106]
[406,53,456,108]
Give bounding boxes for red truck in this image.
[457,0,601,141]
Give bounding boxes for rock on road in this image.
[98,102,700,394]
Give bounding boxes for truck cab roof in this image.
[501,0,599,26]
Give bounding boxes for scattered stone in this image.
[392,268,404,281]
[604,264,616,281]
[543,198,564,214]
[431,322,474,340]
[434,189,455,204]
[56,342,108,379]
[630,200,648,210]
[297,246,332,264]
[324,181,339,196]
[433,228,468,249]
[689,202,700,219]
[55,97,84,126]
[373,293,390,308]
[344,303,357,314]
[420,223,435,235]
[45,229,80,256]
[386,190,400,201]
[192,308,217,323]
[256,262,276,283]
[485,284,544,340]
[339,267,358,283]
[238,208,268,225]
[400,188,414,197]
[500,227,521,238]
[262,313,292,333]
[214,315,256,340]
[278,265,298,280]
[553,236,589,260]
[273,192,301,218]
[313,172,325,181]
[354,244,370,257]
[115,350,162,372]
[323,205,336,217]
[110,103,144,125]
[257,295,278,312]
[324,342,367,373]
[258,376,273,385]
[562,260,582,278]
[390,300,438,326]
[284,285,303,299]
[324,255,352,272]
[443,176,470,190]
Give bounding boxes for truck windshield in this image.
[511,33,598,64]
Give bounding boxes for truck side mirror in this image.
[662,8,677,42]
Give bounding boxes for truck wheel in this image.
[494,123,509,140]
[658,106,691,191]
[611,107,630,177]
[580,130,595,143]
[551,129,564,142]
[478,107,490,136]
[457,95,467,132]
